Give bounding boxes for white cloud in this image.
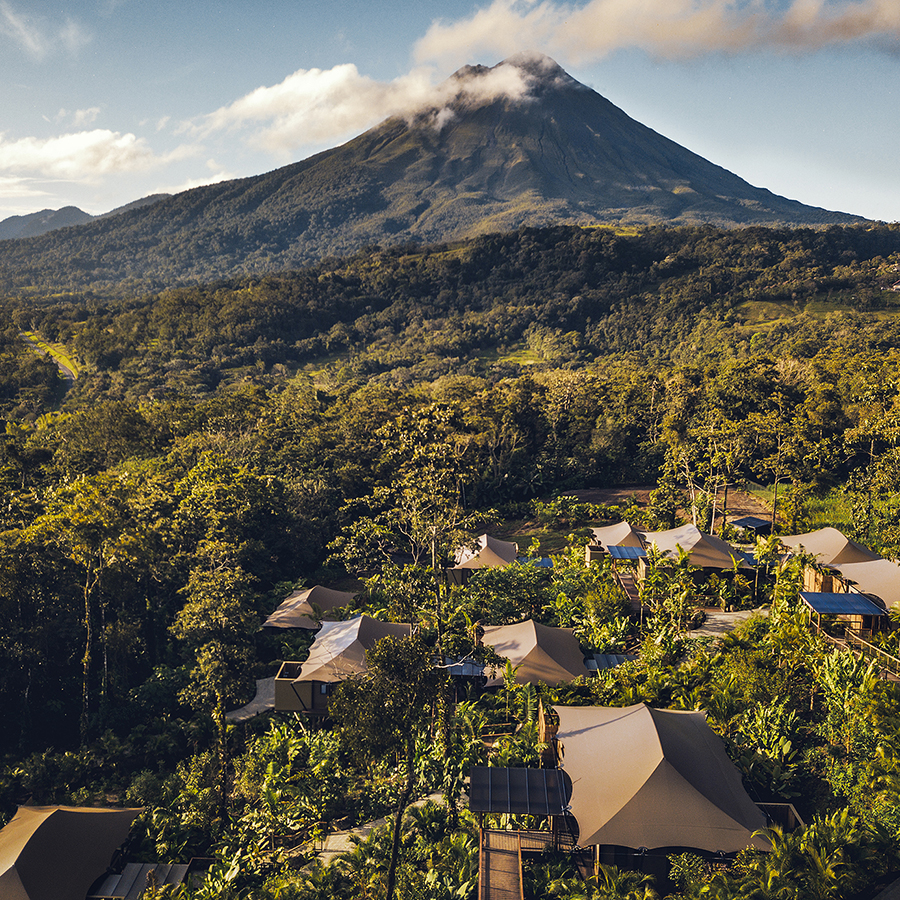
[0,175,48,200]
[414,0,900,66]
[158,167,235,195]
[196,60,535,157]
[0,1,90,60]
[55,107,102,127]
[0,129,193,180]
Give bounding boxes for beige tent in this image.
[294,615,412,683]
[829,558,900,609]
[554,704,767,852]
[453,534,519,569]
[640,524,750,570]
[262,584,356,629]
[779,527,881,566]
[482,620,588,686]
[0,806,140,900]
[591,522,644,548]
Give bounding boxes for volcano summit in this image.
[0,53,864,289]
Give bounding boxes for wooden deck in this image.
[479,830,522,900]
[615,568,642,614]
[478,829,575,900]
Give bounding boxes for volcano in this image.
[0,53,864,290]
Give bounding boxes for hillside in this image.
[0,193,170,241]
[4,221,900,415]
[0,54,864,293]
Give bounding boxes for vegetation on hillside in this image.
[2,222,900,897]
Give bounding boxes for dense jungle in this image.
[3,222,900,899]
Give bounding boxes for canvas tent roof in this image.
[826,558,900,609]
[294,615,411,683]
[453,534,519,569]
[640,524,750,570]
[262,585,357,629]
[779,527,881,566]
[482,620,588,686]
[554,704,767,852]
[591,521,644,548]
[0,805,140,900]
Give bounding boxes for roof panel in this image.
[800,592,886,616]
[468,767,572,815]
[607,545,647,560]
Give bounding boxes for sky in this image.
[1,0,899,223]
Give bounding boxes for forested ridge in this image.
[4,222,900,898]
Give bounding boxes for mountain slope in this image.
[0,54,864,291]
[0,194,171,242]
[0,206,93,240]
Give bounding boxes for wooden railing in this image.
[812,622,900,679]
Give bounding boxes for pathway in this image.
[479,830,522,900]
[312,792,445,865]
[688,607,768,637]
[225,677,275,723]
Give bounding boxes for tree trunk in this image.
[386,739,416,900]
[81,578,92,744]
[214,692,228,825]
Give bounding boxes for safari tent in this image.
[639,524,750,570]
[554,704,768,853]
[591,522,645,548]
[0,806,140,900]
[448,534,520,585]
[262,584,357,630]
[481,620,588,686]
[274,615,411,714]
[779,527,881,567]
[828,558,900,611]
[586,521,645,563]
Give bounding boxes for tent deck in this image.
[479,829,522,900]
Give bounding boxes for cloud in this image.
[414,0,900,66]
[0,130,192,180]
[0,175,49,200]
[156,159,235,195]
[0,1,90,59]
[55,107,102,127]
[196,60,534,157]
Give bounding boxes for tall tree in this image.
[171,546,258,822]
[329,633,440,900]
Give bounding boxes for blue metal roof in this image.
[800,592,885,616]
[607,545,647,560]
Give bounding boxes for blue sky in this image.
[1,0,899,222]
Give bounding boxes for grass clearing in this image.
[20,331,80,378]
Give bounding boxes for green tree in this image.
[171,549,258,822]
[329,633,441,900]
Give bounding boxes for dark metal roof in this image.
[800,592,886,616]
[586,653,637,671]
[731,516,772,532]
[607,545,647,560]
[89,863,192,899]
[469,767,572,816]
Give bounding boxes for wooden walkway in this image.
[479,830,572,900]
[479,830,522,900]
[615,569,642,614]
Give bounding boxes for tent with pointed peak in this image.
[827,558,900,609]
[262,584,357,630]
[294,615,412,683]
[591,521,644,548]
[554,704,767,852]
[0,806,140,900]
[453,534,519,569]
[482,620,588,686]
[779,527,881,567]
[640,524,750,570]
